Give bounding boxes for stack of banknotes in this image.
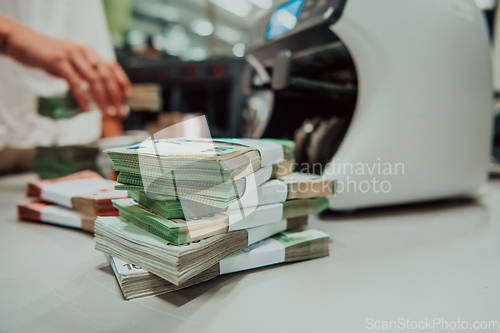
[38,83,163,120]
[38,94,83,120]
[33,145,101,179]
[95,138,334,299]
[33,132,149,180]
[17,171,127,232]
[126,83,163,112]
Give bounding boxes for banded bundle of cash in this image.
[107,138,295,208]
[107,228,329,300]
[38,95,82,120]
[33,132,149,180]
[27,170,127,216]
[95,138,333,299]
[96,215,310,285]
[127,83,163,111]
[33,145,100,179]
[125,172,333,220]
[111,196,328,245]
[17,200,96,233]
[18,171,128,232]
[38,83,163,120]
[26,170,102,197]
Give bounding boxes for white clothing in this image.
[0,0,114,149]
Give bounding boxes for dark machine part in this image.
[117,53,247,138]
[242,0,356,172]
[294,116,350,174]
[494,112,500,160]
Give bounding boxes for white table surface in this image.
[0,173,499,333]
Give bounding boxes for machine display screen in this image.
[266,0,304,40]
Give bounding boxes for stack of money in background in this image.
[33,145,100,179]
[17,171,127,232]
[35,84,160,177]
[38,94,82,120]
[95,138,333,299]
[144,112,210,138]
[126,83,163,112]
[38,83,163,120]
[33,132,149,180]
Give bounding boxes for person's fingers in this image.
[110,62,132,99]
[97,63,124,117]
[120,105,130,118]
[81,48,124,116]
[54,60,90,112]
[68,47,109,114]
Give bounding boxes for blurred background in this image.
[4,0,500,180]
[105,0,283,137]
[114,0,268,60]
[107,0,500,169]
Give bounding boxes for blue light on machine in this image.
[266,0,304,39]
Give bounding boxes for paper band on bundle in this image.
[245,220,287,245]
[39,205,83,229]
[227,202,284,231]
[214,139,285,167]
[219,237,286,275]
[41,178,117,207]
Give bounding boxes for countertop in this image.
[1,173,499,333]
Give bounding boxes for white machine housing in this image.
[327,0,492,209]
[246,0,493,210]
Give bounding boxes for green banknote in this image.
[38,95,82,120]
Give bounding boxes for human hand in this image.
[5,25,132,116]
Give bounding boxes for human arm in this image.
[0,14,132,116]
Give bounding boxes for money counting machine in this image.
[242,0,493,210]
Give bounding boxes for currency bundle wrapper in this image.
[18,171,127,232]
[95,138,334,299]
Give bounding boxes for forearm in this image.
[0,14,23,55]
[0,15,41,60]
[0,13,132,120]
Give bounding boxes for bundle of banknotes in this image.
[95,138,334,299]
[18,171,127,232]
[38,83,163,120]
[108,228,330,300]
[33,132,149,180]
[38,94,83,120]
[33,145,101,179]
[126,83,163,112]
